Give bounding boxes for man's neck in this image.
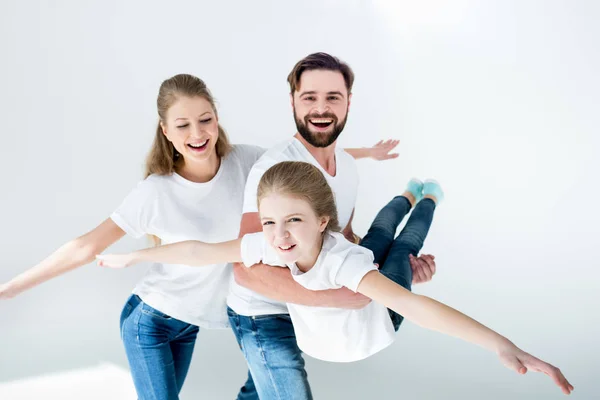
[294,133,337,176]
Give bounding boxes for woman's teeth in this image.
[188,139,208,149]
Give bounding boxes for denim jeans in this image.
[120,294,200,400]
[360,196,436,330]
[228,307,313,400]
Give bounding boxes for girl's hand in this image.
[96,253,137,268]
[497,342,574,395]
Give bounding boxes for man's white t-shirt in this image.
[226,137,359,316]
[111,144,265,329]
[240,231,396,362]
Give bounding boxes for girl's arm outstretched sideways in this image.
[96,238,243,268]
[356,271,573,395]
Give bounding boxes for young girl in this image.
[97,161,574,395]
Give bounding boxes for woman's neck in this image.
[177,153,221,183]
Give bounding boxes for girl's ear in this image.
[318,216,330,233]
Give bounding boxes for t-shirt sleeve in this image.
[234,144,267,174]
[240,232,286,268]
[110,179,157,239]
[242,157,275,214]
[240,232,267,267]
[333,249,378,292]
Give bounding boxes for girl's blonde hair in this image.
[257,161,341,232]
[144,73,232,178]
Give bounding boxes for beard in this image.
[294,108,348,148]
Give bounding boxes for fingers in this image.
[409,254,426,283]
[419,254,436,277]
[522,355,574,394]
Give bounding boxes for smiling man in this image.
[226,53,437,400]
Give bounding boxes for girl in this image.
[97,161,574,395]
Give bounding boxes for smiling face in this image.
[291,69,351,148]
[259,192,330,268]
[160,95,219,165]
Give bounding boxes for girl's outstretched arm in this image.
[97,238,243,269]
[356,271,574,395]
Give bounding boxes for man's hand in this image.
[409,254,436,284]
[367,139,400,161]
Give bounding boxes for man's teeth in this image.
[310,118,333,124]
[188,140,208,148]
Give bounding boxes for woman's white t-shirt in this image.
[240,231,396,362]
[110,144,265,329]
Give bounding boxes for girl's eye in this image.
[200,118,212,123]
[177,124,189,129]
[262,221,274,226]
[289,218,301,223]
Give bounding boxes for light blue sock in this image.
[422,179,444,204]
[405,178,424,203]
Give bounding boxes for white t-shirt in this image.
[111,144,265,329]
[226,137,359,316]
[240,231,396,362]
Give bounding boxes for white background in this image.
[0,1,597,399]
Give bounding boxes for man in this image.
[227,52,437,399]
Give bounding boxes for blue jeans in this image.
[228,307,312,400]
[120,294,199,400]
[360,196,436,330]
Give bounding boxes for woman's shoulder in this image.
[228,144,267,161]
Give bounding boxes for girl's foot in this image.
[422,179,444,204]
[404,178,424,206]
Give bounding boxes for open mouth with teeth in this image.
[187,139,209,152]
[277,244,297,252]
[308,118,334,130]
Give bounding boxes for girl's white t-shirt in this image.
[240,231,396,362]
[227,137,360,317]
[110,144,265,329]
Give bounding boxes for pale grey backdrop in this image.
[0,1,597,399]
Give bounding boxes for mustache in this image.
[304,112,338,122]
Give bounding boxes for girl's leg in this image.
[360,179,423,264]
[360,197,412,265]
[379,197,437,330]
[120,295,199,400]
